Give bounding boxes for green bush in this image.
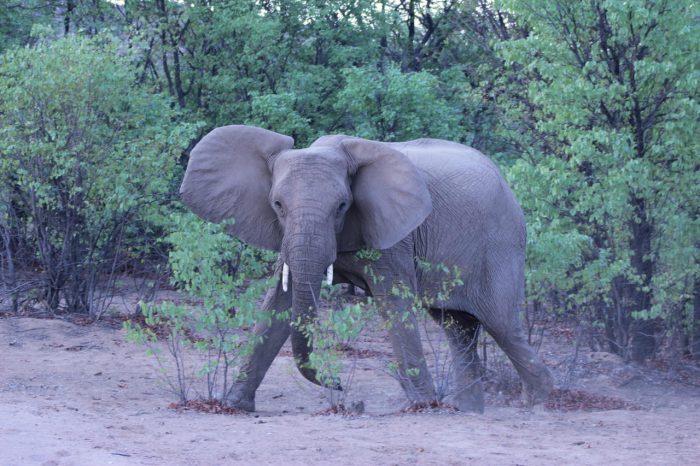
[125,213,277,404]
[297,284,374,410]
[0,33,198,315]
[335,65,462,142]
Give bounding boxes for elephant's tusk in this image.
[282,263,289,292]
[326,264,333,286]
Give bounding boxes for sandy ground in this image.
[1,316,699,466]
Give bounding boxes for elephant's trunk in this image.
[290,270,323,385]
[283,230,339,389]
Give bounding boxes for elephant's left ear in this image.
[339,139,432,251]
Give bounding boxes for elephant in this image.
[179,125,553,413]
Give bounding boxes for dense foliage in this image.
[0,0,697,361]
[0,32,197,315]
[499,0,700,361]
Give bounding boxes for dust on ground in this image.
[1,312,699,466]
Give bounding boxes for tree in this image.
[498,0,700,361]
[335,64,462,141]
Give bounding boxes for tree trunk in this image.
[404,0,417,71]
[692,277,700,360]
[0,224,17,312]
[64,0,75,35]
[626,196,657,362]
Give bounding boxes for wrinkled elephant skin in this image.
[180,125,553,413]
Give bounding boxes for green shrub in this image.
[0,33,198,315]
[125,213,277,404]
[296,284,374,410]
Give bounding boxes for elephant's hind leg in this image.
[429,309,485,413]
[473,263,554,406]
[483,320,553,406]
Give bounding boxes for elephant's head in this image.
[180,125,432,386]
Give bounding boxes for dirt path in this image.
[1,317,699,465]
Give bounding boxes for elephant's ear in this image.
[339,139,432,250]
[180,125,294,251]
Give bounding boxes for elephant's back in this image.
[389,139,519,214]
[388,139,503,184]
[389,139,525,282]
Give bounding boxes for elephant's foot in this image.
[521,368,554,407]
[449,380,485,413]
[224,387,256,412]
[399,376,437,409]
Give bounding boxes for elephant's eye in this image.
[336,201,347,216]
[273,200,285,216]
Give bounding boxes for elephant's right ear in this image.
[180,125,294,251]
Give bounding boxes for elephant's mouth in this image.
[280,261,333,292]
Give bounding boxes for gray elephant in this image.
[179,125,553,413]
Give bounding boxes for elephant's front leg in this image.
[358,245,436,406]
[226,265,292,411]
[380,296,437,406]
